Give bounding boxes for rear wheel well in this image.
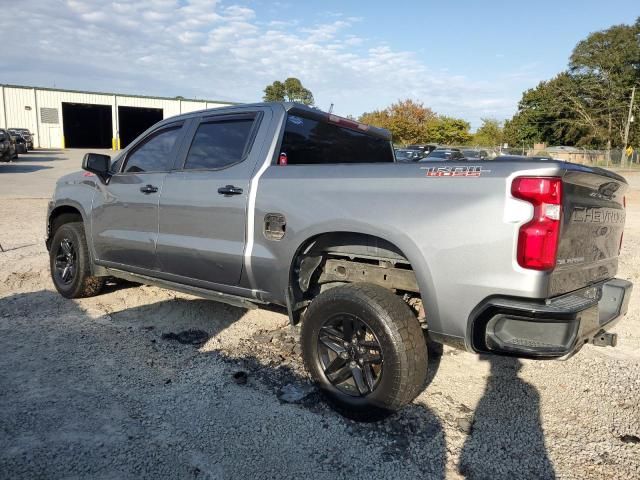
[289,232,423,324]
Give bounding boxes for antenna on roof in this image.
[328,103,334,114]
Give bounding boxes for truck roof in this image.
[164,101,392,141]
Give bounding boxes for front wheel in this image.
[301,283,429,421]
[49,222,105,298]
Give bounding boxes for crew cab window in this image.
[281,114,393,164]
[122,126,181,173]
[184,118,255,170]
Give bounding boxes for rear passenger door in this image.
[156,111,265,287]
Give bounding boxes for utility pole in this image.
[622,85,636,169]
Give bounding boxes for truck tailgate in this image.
[550,167,627,296]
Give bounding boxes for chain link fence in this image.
[528,148,639,168]
[491,146,639,168]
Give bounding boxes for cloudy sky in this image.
[0,0,636,128]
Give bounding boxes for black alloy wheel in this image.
[49,222,105,298]
[54,238,76,285]
[317,314,383,396]
[301,283,429,421]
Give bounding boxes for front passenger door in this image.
[91,123,185,272]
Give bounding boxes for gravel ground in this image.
[0,151,639,479]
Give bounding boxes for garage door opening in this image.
[118,106,163,148]
[62,103,113,148]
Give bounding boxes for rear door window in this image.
[184,117,256,170]
[281,114,393,164]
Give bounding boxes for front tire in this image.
[301,283,429,421]
[50,222,105,298]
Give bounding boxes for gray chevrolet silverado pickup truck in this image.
[46,102,632,419]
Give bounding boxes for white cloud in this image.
[0,0,528,125]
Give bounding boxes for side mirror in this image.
[82,153,111,180]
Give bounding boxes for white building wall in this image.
[35,88,115,148]
[180,100,207,114]
[1,84,233,148]
[0,86,6,129]
[1,87,39,139]
[205,102,228,110]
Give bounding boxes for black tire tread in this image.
[50,222,105,298]
[301,283,428,420]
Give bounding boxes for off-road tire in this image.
[301,283,429,421]
[50,222,105,298]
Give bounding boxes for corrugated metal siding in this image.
[2,87,39,139]
[116,96,179,117]
[36,89,112,148]
[1,85,232,148]
[0,87,6,129]
[205,102,228,110]
[180,100,207,114]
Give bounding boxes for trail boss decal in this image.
[420,165,491,177]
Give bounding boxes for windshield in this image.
[395,150,412,159]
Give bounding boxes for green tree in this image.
[473,118,503,146]
[263,77,314,105]
[426,116,472,145]
[359,99,437,145]
[568,20,640,148]
[505,18,640,149]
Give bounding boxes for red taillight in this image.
[511,177,563,271]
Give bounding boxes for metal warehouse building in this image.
[0,84,234,149]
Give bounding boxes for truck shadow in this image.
[0,288,447,479]
[0,164,53,173]
[458,355,556,479]
[31,149,64,154]
[1,288,558,479]
[12,152,65,162]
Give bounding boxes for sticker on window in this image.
[288,116,304,126]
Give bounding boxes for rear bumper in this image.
[470,278,632,359]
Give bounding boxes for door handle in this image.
[217,185,243,196]
[140,184,159,194]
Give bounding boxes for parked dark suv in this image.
[0,128,18,162]
[9,128,34,150]
[9,131,27,154]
